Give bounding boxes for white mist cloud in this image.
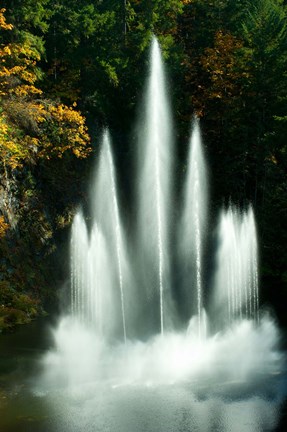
[39,314,283,391]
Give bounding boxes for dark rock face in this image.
[0,166,57,331]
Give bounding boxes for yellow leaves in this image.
[35,103,91,159]
[0,115,31,168]
[0,35,41,98]
[24,136,40,147]
[0,46,12,57]
[13,85,42,97]
[50,104,84,125]
[0,12,30,97]
[0,98,91,169]
[0,216,9,238]
[0,9,13,31]
[0,9,91,168]
[19,70,37,84]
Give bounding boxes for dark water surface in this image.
[0,319,53,431]
[0,320,286,432]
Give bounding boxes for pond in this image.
[0,319,286,432]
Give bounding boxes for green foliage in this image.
[1,0,51,34]
[0,281,40,331]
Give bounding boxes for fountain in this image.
[138,36,173,335]
[213,206,259,327]
[179,118,208,337]
[38,36,285,432]
[71,131,129,340]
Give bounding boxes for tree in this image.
[0,8,91,170]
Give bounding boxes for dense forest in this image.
[0,0,286,331]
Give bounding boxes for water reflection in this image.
[30,315,286,432]
[36,379,285,432]
[0,319,286,432]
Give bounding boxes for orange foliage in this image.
[0,8,13,31]
[200,30,250,104]
[0,10,41,98]
[0,215,9,238]
[0,9,91,169]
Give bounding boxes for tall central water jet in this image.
[138,36,173,335]
[179,119,207,337]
